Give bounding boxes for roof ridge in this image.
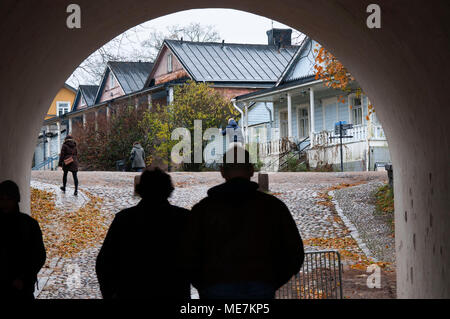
[165,38,300,48]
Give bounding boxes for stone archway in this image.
[0,0,448,298]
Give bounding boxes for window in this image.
[167,53,173,73]
[57,101,70,116]
[110,72,115,88]
[298,108,309,138]
[351,97,362,125]
[280,110,288,138]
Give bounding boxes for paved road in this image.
[31,170,387,299]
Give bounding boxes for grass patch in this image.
[374,184,395,230]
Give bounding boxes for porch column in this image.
[82,113,86,129]
[309,88,315,146]
[147,94,152,110]
[244,103,249,144]
[94,110,98,131]
[68,117,72,135]
[45,125,51,159]
[106,105,110,122]
[56,121,61,153]
[287,93,292,139]
[135,97,139,110]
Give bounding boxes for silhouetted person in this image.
[183,146,304,299]
[96,168,190,299]
[0,180,46,300]
[130,141,146,172]
[58,135,79,196]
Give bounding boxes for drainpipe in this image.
[232,98,244,121]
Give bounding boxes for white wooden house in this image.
[233,37,391,171]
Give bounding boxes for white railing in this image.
[368,124,386,140]
[258,138,291,157]
[312,124,386,147]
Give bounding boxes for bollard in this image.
[134,175,140,196]
[385,164,393,188]
[258,172,269,192]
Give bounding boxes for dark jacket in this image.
[58,139,79,172]
[96,199,190,299]
[183,178,304,291]
[222,120,244,143]
[0,212,46,299]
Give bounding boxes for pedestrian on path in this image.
[58,135,79,196]
[183,146,304,299]
[130,142,146,172]
[0,180,46,300]
[96,168,190,299]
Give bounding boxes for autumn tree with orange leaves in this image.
[313,44,374,121]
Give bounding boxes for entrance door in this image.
[298,107,309,138]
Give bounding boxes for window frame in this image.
[297,104,309,138]
[348,94,363,125]
[167,53,173,73]
[56,101,71,116]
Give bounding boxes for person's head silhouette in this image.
[135,168,174,201]
[0,180,21,214]
[221,146,254,181]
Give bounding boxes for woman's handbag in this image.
[64,156,74,165]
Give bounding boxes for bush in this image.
[281,155,308,172]
[375,183,395,229]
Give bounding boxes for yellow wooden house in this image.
[45,83,77,120]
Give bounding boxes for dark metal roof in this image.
[165,40,298,83]
[80,85,98,106]
[108,61,154,94]
[64,83,77,93]
[72,85,98,111]
[234,75,318,101]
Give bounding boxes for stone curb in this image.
[329,190,378,262]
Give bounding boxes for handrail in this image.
[32,154,59,171]
[263,136,310,171]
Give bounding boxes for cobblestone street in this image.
[30,170,391,299]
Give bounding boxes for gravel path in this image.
[30,170,388,299]
[332,181,396,263]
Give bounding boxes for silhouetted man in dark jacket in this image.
[96,168,190,299]
[0,180,46,300]
[183,146,304,299]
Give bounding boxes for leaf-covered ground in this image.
[31,188,108,260]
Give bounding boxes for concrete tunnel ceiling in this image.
[0,0,449,298]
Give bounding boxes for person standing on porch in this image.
[58,135,79,196]
[130,141,146,172]
[222,118,244,147]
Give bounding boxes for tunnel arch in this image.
[0,0,449,298]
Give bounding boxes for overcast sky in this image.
[67,9,304,86]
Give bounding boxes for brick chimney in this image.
[266,28,292,47]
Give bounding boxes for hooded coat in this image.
[182,178,304,291]
[130,144,146,169]
[222,119,244,144]
[58,138,79,172]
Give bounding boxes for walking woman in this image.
[58,135,79,196]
